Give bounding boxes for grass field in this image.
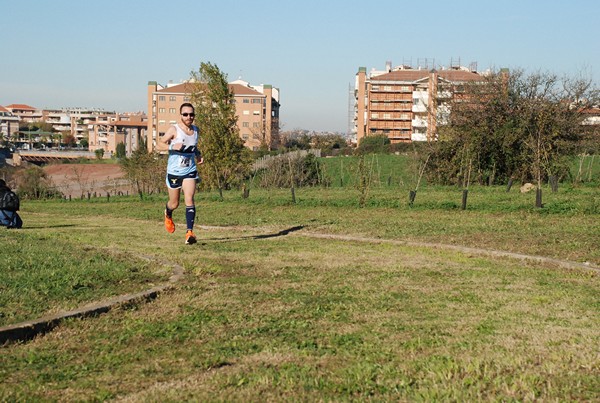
[0,170,598,400]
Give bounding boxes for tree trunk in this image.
[536,188,543,208]
[506,178,514,192]
[461,189,468,210]
[549,175,558,192]
[409,190,416,206]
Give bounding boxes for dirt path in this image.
[43,163,134,198]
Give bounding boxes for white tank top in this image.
[166,124,198,176]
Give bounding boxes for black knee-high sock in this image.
[165,203,174,218]
[185,205,195,231]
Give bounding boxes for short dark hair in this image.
[180,103,194,113]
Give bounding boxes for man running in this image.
[159,103,203,244]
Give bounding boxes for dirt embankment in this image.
[43,163,134,198]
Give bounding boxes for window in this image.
[242,122,249,127]
[169,120,176,125]
[372,85,380,91]
[183,96,190,102]
[159,108,166,113]
[383,113,391,119]
[242,134,249,140]
[159,120,165,125]
[253,122,260,128]
[253,111,260,115]
[243,110,250,115]
[243,98,250,103]
[384,85,392,91]
[159,96,166,101]
[371,113,379,119]
[169,96,176,101]
[169,108,176,114]
[252,98,262,104]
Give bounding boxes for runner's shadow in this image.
[18,224,79,229]
[202,225,305,243]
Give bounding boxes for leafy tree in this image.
[116,142,126,159]
[190,62,251,197]
[312,134,348,156]
[356,133,390,155]
[62,132,76,147]
[428,68,599,201]
[94,148,104,160]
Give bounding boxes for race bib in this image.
[179,156,191,167]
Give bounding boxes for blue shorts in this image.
[166,171,198,189]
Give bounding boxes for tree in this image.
[356,133,390,155]
[312,133,348,156]
[428,68,599,204]
[116,142,126,159]
[190,62,251,198]
[280,130,312,151]
[62,131,76,147]
[15,166,62,200]
[119,146,164,198]
[94,148,105,160]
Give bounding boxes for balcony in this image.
[411,131,428,142]
[412,104,427,113]
[412,118,428,127]
[412,91,429,101]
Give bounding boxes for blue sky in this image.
[1,0,598,132]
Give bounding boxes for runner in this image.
[159,103,203,244]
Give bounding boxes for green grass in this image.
[318,153,600,189]
[0,183,598,401]
[0,217,170,326]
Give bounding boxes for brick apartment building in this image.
[147,79,280,152]
[354,62,485,144]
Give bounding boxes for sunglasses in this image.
[181,113,195,117]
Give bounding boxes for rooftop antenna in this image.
[450,57,461,70]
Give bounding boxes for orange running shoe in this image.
[164,210,175,233]
[185,230,197,245]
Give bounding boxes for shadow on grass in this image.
[202,225,305,243]
[18,224,79,229]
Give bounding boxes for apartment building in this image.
[5,104,43,123]
[88,113,147,157]
[354,62,484,144]
[42,107,117,143]
[147,79,280,152]
[0,106,20,140]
